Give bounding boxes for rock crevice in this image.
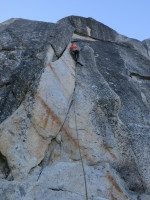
[0,16,150,200]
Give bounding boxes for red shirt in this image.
[70,43,77,51]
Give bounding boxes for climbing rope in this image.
[74,62,88,200]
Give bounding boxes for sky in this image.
[0,0,150,41]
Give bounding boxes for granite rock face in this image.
[0,16,150,200]
[143,38,150,56]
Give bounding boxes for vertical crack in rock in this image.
[74,102,88,200]
[129,141,146,193]
[1,16,150,200]
[57,93,74,135]
[74,62,88,200]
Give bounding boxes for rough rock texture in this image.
[142,38,150,56]
[0,16,150,200]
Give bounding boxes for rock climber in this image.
[70,42,79,62]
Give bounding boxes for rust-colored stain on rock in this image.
[36,94,97,164]
[102,144,118,161]
[36,94,62,130]
[107,173,129,200]
[36,95,79,148]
